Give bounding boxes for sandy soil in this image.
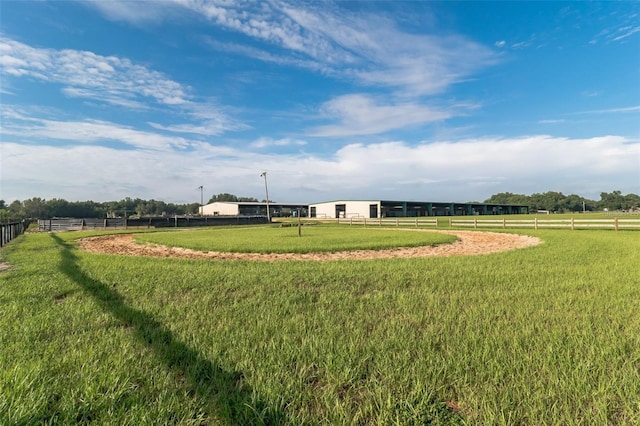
[77,230,541,262]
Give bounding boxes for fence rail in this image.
[337,217,439,227]
[332,216,640,230]
[37,215,269,231]
[1,221,27,247]
[449,217,640,230]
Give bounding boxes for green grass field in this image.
[1,226,639,425]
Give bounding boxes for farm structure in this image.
[309,200,530,219]
[200,202,308,218]
[200,200,529,219]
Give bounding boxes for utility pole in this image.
[260,171,270,222]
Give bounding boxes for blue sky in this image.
[1,1,639,204]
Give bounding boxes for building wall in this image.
[201,202,240,216]
[309,201,381,219]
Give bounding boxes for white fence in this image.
[332,217,640,230]
[449,217,640,230]
[337,217,439,227]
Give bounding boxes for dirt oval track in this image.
[77,230,541,262]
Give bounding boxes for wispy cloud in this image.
[88,1,498,97]
[580,90,600,98]
[0,36,188,106]
[576,105,640,115]
[538,119,566,124]
[1,107,191,151]
[77,1,501,138]
[250,137,307,149]
[611,25,640,42]
[80,0,184,24]
[308,94,456,137]
[0,36,243,137]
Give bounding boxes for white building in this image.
[308,200,530,218]
[309,200,381,219]
[200,201,307,217]
[200,200,529,218]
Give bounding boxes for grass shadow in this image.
[51,233,285,425]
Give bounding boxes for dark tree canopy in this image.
[483,190,639,212]
[207,193,259,203]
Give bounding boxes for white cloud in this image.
[612,25,640,42]
[1,111,191,151]
[2,134,637,203]
[494,40,506,48]
[250,137,307,149]
[0,37,189,106]
[576,105,640,114]
[308,94,455,137]
[77,1,499,137]
[580,90,600,98]
[0,36,245,138]
[94,1,497,97]
[80,0,184,24]
[538,119,566,124]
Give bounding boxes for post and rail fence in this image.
[335,216,640,231]
[448,217,640,231]
[337,217,439,227]
[1,221,27,247]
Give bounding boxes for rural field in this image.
[1,224,639,425]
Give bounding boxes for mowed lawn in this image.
[1,226,639,425]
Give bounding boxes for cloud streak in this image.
[87,1,498,97]
[2,134,637,203]
[309,94,456,137]
[0,37,188,105]
[1,111,191,151]
[0,36,241,137]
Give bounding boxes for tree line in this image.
[0,197,200,222]
[1,190,637,222]
[483,190,639,213]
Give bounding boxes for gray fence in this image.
[38,215,269,231]
[1,221,26,247]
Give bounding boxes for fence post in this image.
[474,218,477,229]
[415,218,418,227]
[350,217,352,226]
[449,218,452,228]
[615,217,619,231]
[503,218,506,229]
[396,218,399,227]
[571,217,574,230]
[534,217,538,230]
